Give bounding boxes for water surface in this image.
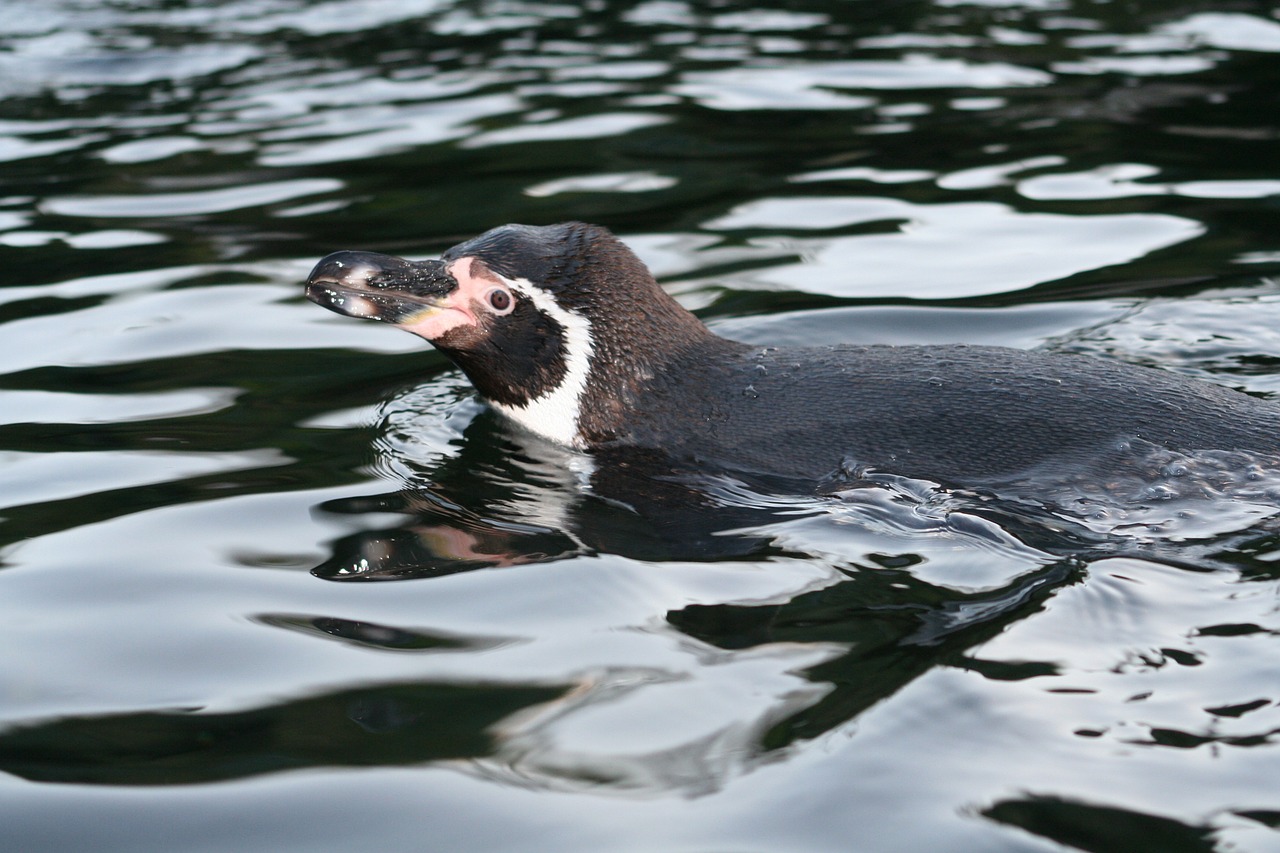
[2,2,1280,851]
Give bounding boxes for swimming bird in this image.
[305,221,1280,489]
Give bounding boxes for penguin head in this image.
[306,222,710,446]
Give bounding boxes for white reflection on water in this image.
[704,197,1202,298]
[1056,10,1280,77]
[936,154,1066,190]
[0,133,102,164]
[1,448,290,511]
[1020,163,1280,201]
[257,92,523,166]
[462,112,671,148]
[1052,54,1217,76]
[0,388,238,426]
[42,178,342,218]
[1158,12,1280,53]
[0,42,261,96]
[976,556,1280,756]
[935,0,1065,8]
[0,277,420,376]
[675,58,1051,111]
[191,0,452,36]
[524,171,678,197]
[489,644,838,796]
[0,229,167,248]
[791,166,937,184]
[98,136,206,165]
[708,10,829,31]
[1047,292,1280,394]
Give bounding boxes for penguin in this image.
[305,221,1280,490]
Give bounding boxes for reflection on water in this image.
[705,195,1202,298]
[0,679,569,785]
[1,0,1280,851]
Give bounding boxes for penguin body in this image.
[306,222,1280,488]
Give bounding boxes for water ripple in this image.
[43,178,342,218]
[1,1,1279,849]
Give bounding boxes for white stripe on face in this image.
[488,272,594,448]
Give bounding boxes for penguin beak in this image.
[305,250,460,326]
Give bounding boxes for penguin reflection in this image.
[311,407,807,581]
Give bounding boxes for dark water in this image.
[3,1,1280,850]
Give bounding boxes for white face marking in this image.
[488,272,594,448]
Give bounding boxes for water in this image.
[2,1,1280,850]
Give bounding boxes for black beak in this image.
[305,251,458,324]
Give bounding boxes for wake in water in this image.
[309,376,1280,585]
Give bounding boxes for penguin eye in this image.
[485,287,513,315]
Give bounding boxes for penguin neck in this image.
[575,301,747,447]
